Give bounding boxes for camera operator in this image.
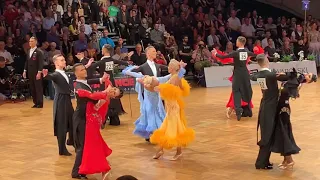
[191,41,213,73]
[0,56,9,98]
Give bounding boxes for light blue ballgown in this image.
[122,66,186,139]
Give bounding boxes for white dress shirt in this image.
[147,60,157,76]
[259,67,271,72]
[55,69,69,83]
[29,47,37,58]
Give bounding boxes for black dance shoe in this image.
[72,175,88,179]
[256,165,273,170]
[236,109,243,121]
[59,151,72,156]
[145,138,150,142]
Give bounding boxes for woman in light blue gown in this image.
[122,65,186,139]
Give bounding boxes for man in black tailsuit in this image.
[43,54,73,156]
[132,46,168,141]
[22,37,45,108]
[213,36,255,120]
[71,63,108,179]
[250,54,289,170]
[90,44,129,126]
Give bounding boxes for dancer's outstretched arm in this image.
[157,68,186,84]
[122,65,144,78]
[76,89,107,100]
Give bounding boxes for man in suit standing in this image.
[23,37,45,108]
[213,36,255,120]
[71,63,108,179]
[250,54,289,170]
[43,54,73,156]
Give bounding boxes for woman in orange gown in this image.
[76,78,123,180]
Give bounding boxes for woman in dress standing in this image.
[308,22,320,66]
[76,77,123,179]
[122,62,185,140]
[272,71,317,169]
[150,60,195,160]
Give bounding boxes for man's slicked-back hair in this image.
[145,46,155,54]
[237,36,246,45]
[72,63,84,72]
[256,54,267,66]
[52,54,64,63]
[30,36,38,41]
[102,44,114,55]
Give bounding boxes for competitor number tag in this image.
[257,78,268,90]
[239,52,248,61]
[105,61,114,71]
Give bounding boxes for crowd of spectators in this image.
[0,0,320,95]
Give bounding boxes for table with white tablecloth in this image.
[204,61,317,88]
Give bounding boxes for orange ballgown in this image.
[150,76,195,149]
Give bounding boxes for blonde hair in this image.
[169,59,180,72]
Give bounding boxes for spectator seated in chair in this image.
[0,56,9,100]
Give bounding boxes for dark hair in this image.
[116,175,138,180]
[0,56,5,62]
[72,63,84,72]
[115,88,124,99]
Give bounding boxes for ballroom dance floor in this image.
[0,83,320,180]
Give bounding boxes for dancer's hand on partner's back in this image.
[101,72,110,82]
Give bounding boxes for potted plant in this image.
[307,54,316,61]
[280,55,292,62]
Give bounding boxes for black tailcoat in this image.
[72,78,101,176]
[251,70,290,167]
[251,70,280,146]
[90,56,129,125]
[44,71,74,138]
[216,48,255,104]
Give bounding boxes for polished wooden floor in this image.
[1,83,320,180]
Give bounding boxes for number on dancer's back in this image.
[105,61,114,71]
[257,78,268,90]
[239,52,248,61]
